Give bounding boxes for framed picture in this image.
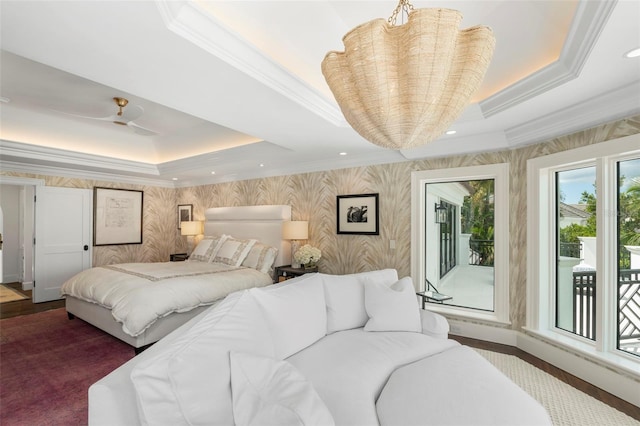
[336,193,379,235]
[177,204,193,229]
[94,187,143,246]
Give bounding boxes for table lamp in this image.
[283,221,308,268]
[181,220,203,255]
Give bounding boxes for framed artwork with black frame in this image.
[94,187,143,246]
[336,193,379,235]
[177,204,193,230]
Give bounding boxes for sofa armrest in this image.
[419,309,449,339]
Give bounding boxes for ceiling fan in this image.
[58,97,158,136]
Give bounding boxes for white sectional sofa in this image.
[88,269,551,425]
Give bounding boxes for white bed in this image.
[63,205,292,352]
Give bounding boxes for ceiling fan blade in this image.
[120,104,144,122]
[51,109,116,122]
[128,121,158,136]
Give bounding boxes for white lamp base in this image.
[291,240,302,268]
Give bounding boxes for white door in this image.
[0,206,3,283]
[34,186,92,303]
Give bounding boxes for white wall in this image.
[0,185,21,283]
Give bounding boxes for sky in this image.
[558,167,595,204]
[558,158,640,204]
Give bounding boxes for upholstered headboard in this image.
[203,205,292,267]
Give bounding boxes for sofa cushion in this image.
[230,351,335,426]
[364,276,421,332]
[286,328,460,425]
[130,290,274,426]
[320,269,398,334]
[420,309,450,339]
[376,345,552,425]
[251,273,327,359]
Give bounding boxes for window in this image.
[528,134,640,369]
[617,158,640,357]
[556,166,597,339]
[411,163,509,324]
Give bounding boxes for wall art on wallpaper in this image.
[337,193,379,235]
[94,187,143,246]
[177,204,193,229]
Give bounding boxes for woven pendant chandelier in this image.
[321,0,495,150]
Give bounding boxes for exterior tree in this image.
[461,179,495,266]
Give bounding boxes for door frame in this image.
[0,176,43,291]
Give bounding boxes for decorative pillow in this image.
[131,290,274,426]
[241,242,278,274]
[320,269,399,334]
[230,352,335,426]
[251,274,327,359]
[364,276,421,332]
[213,237,257,266]
[187,234,228,262]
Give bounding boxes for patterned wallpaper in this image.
[177,114,640,329]
[0,176,177,267]
[2,114,639,330]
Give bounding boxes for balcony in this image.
[572,269,640,355]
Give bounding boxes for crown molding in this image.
[0,140,159,176]
[0,176,45,186]
[173,149,409,187]
[156,0,346,127]
[398,132,509,160]
[480,0,616,117]
[0,160,176,188]
[505,81,640,146]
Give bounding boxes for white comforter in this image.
[60,262,272,337]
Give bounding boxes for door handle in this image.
[84,245,89,251]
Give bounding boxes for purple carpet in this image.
[0,308,134,425]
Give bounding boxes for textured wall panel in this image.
[3,115,639,330]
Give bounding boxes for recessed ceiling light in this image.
[259,163,264,167]
[339,152,347,156]
[211,171,216,175]
[624,47,640,58]
[445,130,457,135]
[172,177,178,181]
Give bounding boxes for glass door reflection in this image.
[425,179,495,312]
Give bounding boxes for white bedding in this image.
[61,262,272,337]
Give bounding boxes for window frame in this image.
[411,163,510,324]
[527,134,640,373]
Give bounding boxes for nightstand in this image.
[170,253,189,262]
[275,265,318,282]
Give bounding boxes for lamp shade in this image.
[282,221,308,240]
[181,221,203,236]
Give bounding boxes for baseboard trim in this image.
[448,318,518,346]
[21,281,33,291]
[2,274,20,283]
[517,332,640,408]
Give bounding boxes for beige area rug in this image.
[0,284,28,303]
[474,348,639,425]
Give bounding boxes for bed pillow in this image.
[320,269,399,334]
[364,276,421,332]
[241,242,278,274]
[131,290,274,426]
[187,234,228,262]
[251,273,327,359]
[213,237,257,267]
[230,351,335,426]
